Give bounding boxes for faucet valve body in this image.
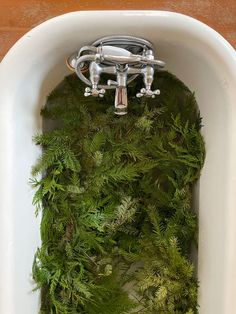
[67,36,165,115]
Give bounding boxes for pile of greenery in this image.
[31,71,205,314]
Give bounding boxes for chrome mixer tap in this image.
[67,36,165,115]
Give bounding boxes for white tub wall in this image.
[0,50,70,313]
[0,11,236,314]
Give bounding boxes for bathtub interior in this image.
[0,11,236,314]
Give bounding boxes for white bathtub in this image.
[0,11,236,314]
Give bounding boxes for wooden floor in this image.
[0,0,235,60]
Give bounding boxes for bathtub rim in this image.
[0,10,236,314]
[1,10,236,66]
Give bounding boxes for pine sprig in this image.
[31,71,205,313]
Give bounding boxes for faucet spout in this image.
[114,65,128,115]
[115,86,128,115]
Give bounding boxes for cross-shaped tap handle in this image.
[136,88,160,98]
[84,87,106,97]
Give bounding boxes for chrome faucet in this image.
[67,36,165,115]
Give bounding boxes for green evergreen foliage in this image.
[31,71,205,313]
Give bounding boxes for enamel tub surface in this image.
[0,11,236,314]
